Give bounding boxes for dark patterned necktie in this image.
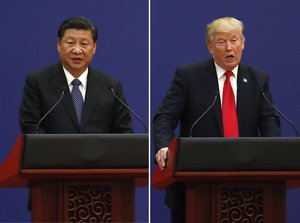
[222,71,239,137]
[71,79,84,126]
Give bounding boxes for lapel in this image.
[49,63,79,131]
[80,68,102,130]
[202,59,223,134]
[236,65,251,134]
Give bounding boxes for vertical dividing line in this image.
[148,0,151,222]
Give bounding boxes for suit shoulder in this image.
[90,68,120,82]
[240,64,269,76]
[89,67,122,86]
[26,63,62,80]
[240,63,269,82]
[173,59,214,83]
[176,59,212,73]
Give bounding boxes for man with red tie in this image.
[153,17,281,223]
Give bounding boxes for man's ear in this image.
[57,38,61,52]
[93,42,97,54]
[207,42,213,55]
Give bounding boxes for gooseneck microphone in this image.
[262,91,299,137]
[189,91,219,137]
[109,87,148,133]
[36,86,67,134]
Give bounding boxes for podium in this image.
[152,137,300,223]
[0,134,148,222]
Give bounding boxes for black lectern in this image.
[0,134,148,222]
[152,137,300,223]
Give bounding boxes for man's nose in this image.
[72,44,83,54]
[225,41,233,51]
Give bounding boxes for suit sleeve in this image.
[258,74,281,137]
[153,68,189,152]
[111,81,133,133]
[19,74,47,134]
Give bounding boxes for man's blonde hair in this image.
[206,17,245,43]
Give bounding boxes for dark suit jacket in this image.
[153,59,281,210]
[19,63,133,134]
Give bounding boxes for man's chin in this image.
[69,64,86,71]
[223,62,238,70]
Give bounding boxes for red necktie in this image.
[222,71,239,137]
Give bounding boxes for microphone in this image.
[189,91,219,137]
[109,87,148,133]
[262,91,299,137]
[36,86,67,134]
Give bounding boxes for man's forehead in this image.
[63,29,92,37]
[213,31,242,39]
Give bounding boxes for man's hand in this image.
[155,147,168,170]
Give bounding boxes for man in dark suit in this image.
[19,16,132,134]
[153,17,281,222]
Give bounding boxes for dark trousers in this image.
[165,183,186,223]
[171,208,185,223]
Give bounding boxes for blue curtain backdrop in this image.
[151,0,300,222]
[0,0,148,222]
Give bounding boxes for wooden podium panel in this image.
[186,181,285,223]
[31,179,134,222]
[152,137,300,223]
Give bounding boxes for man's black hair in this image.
[57,16,98,42]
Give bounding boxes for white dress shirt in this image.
[63,67,88,101]
[214,62,238,106]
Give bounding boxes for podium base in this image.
[186,181,285,223]
[31,179,134,222]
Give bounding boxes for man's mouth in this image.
[71,58,83,63]
[226,55,234,61]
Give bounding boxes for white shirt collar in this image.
[214,62,239,79]
[63,67,88,88]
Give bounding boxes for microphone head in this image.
[109,86,116,95]
[61,86,68,92]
